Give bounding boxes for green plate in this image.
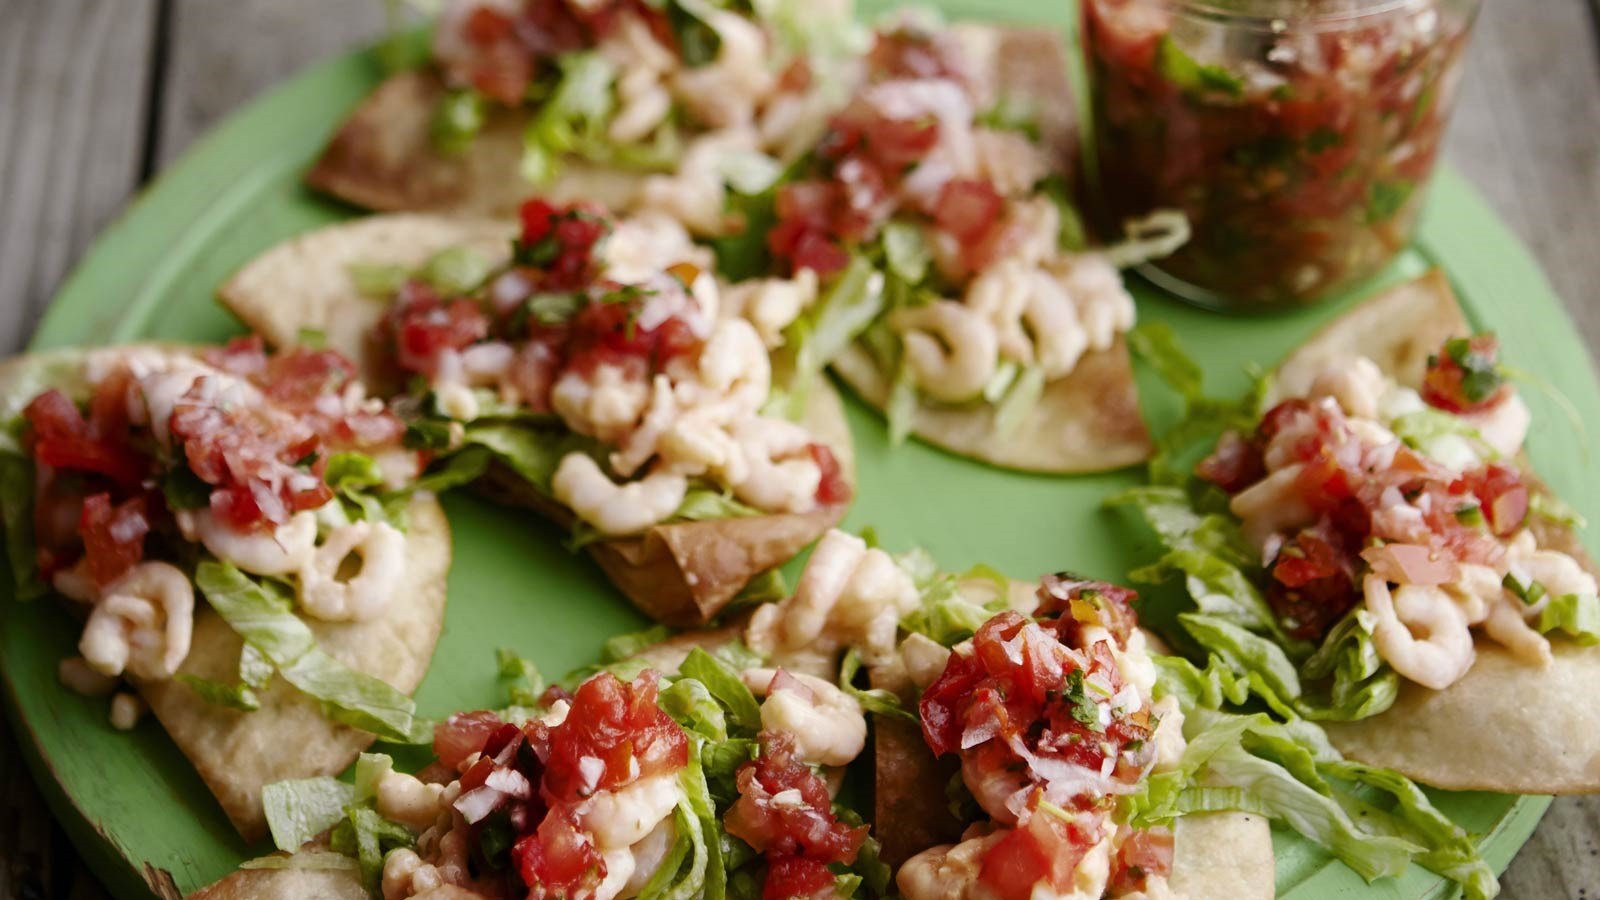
[1,1,1586,897]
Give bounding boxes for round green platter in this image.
[2,0,1590,897]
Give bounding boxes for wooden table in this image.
[1,0,1597,895]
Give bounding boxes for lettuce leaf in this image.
[459,422,597,493]
[675,488,764,522]
[993,365,1045,440]
[178,675,262,712]
[837,648,916,722]
[896,550,1008,648]
[262,777,355,853]
[521,52,620,185]
[239,850,359,871]
[1134,657,1498,900]
[678,647,762,737]
[330,805,415,890]
[195,562,419,742]
[783,255,885,418]
[1298,608,1400,719]
[497,647,547,707]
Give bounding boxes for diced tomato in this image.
[434,710,507,770]
[23,389,146,488]
[562,292,704,381]
[383,282,491,378]
[1267,523,1359,640]
[979,810,1098,900]
[1422,335,1509,414]
[540,670,688,804]
[203,335,269,378]
[1196,429,1266,493]
[763,856,839,900]
[933,178,1004,243]
[513,809,605,896]
[725,731,865,866]
[1108,827,1175,895]
[515,199,612,292]
[808,443,850,505]
[77,493,149,587]
[1457,462,1528,536]
[1034,574,1140,648]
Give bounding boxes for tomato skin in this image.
[23,389,146,488]
[1196,429,1266,494]
[541,670,688,804]
[435,710,507,771]
[1457,462,1528,537]
[515,199,612,292]
[763,856,839,900]
[78,493,150,587]
[513,809,604,896]
[979,811,1097,900]
[726,731,865,899]
[807,443,850,506]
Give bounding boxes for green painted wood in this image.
[4,2,1592,898]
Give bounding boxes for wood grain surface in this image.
[0,0,1597,896]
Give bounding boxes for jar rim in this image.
[1165,0,1449,29]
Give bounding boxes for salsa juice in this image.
[1083,0,1479,308]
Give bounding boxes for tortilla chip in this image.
[829,26,1149,474]
[1171,812,1275,900]
[187,848,368,900]
[1280,270,1600,793]
[217,214,512,387]
[835,337,1149,474]
[139,493,451,840]
[0,347,453,840]
[474,381,852,627]
[306,68,647,216]
[1273,268,1467,402]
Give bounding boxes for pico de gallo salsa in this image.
[1083,0,1480,307]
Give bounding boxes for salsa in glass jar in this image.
[1083,0,1481,309]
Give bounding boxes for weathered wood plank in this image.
[1444,0,1600,343]
[0,0,157,354]
[154,0,384,166]
[0,1,156,898]
[1444,6,1600,892]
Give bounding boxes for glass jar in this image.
[1081,0,1482,310]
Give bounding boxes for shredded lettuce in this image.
[1530,490,1588,529]
[323,451,409,527]
[678,647,762,737]
[1538,592,1600,644]
[718,150,785,196]
[421,246,494,294]
[497,647,547,707]
[458,422,597,493]
[885,357,918,447]
[1298,608,1400,719]
[881,221,931,285]
[331,805,415,890]
[521,52,620,185]
[837,648,915,722]
[783,255,886,417]
[897,550,1009,648]
[195,562,420,742]
[993,365,1045,440]
[262,777,355,854]
[431,88,487,154]
[675,488,764,522]
[1132,658,1497,899]
[602,624,675,663]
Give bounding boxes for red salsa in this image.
[1083,0,1479,307]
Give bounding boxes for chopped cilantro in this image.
[1155,36,1244,98]
[1366,179,1415,224]
[1065,669,1103,731]
[1503,572,1548,607]
[1444,337,1506,403]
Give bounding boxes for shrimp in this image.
[1230,464,1315,551]
[298,521,407,622]
[758,529,919,665]
[727,416,822,513]
[897,830,1005,900]
[1363,576,1476,690]
[723,268,819,348]
[552,453,687,536]
[742,668,867,767]
[79,561,195,681]
[960,741,1030,824]
[176,508,317,576]
[1310,357,1387,421]
[575,773,682,851]
[671,10,775,130]
[892,300,1000,402]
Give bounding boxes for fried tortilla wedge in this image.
[828,26,1152,474]
[306,68,646,216]
[1280,269,1600,793]
[0,348,452,841]
[471,373,852,627]
[220,214,856,627]
[219,214,512,389]
[868,580,1273,894]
